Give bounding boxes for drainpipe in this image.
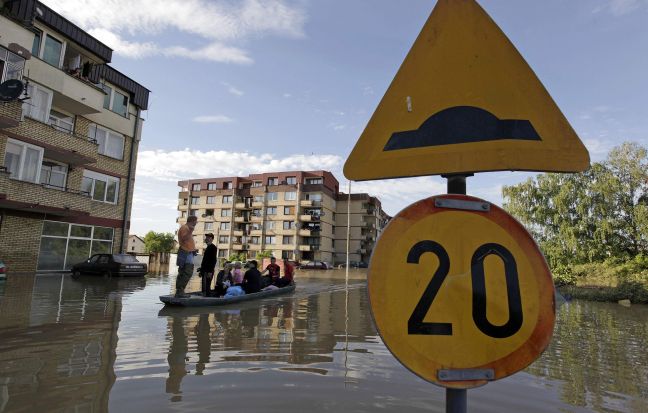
[120,108,141,253]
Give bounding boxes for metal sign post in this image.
[444,174,469,413]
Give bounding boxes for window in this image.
[252,181,262,187]
[89,124,124,160]
[101,84,129,117]
[218,235,229,243]
[284,206,294,215]
[0,48,25,82]
[189,209,197,217]
[112,90,128,117]
[81,171,119,203]
[223,181,233,189]
[221,209,232,217]
[191,196,200,205]
[251,223,262,231]
[207,183,216,190]
[217,249,228,258]
[267,192,278,201]
[268,177,278,186]
[254,195,264,203]
[181,211,187,218]
[31,30,42,57]
[306,193,323,202]
[37,221,114,271]
[305,177,323,185]
[5,139,44,183]
[283,221,294,230]
[48,110,74,133]
[206,196,215,204]
[284,192,297,201]
[283,236,294,245]
[22,83,53,123]
[252,209,262,217]
[250,236,260,245]
[286,176,296,185]
[265,221,275,230]
[40,159,68,189]
[42,34,63,67]
[282,251,294,260]
[205,209,214,217]
[266,207,277,215]
[222,195,232,204]
[220,222,230,230]
[204,222,213,230]
[182,198,188,205]
[265,236,275,244]
[192,183,201,191]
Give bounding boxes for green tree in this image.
[256,250,273,259]
[143,231,176,253]
[228,252,247,262]
[503,142,648,268]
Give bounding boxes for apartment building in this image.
[0,1,149,272]
[177,171,389,265]
[334,193,390,264]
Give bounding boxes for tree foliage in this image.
[143,231,176,253]
[503,142,648,269]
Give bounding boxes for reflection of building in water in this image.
[163,285,377,395]
[0,275,142,412]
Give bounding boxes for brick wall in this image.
[0,214,43,272]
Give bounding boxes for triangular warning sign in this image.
[344,0,590,181]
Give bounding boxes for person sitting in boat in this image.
[232,262,244,286]
[242,260,262,294]
[275,259,294,287]
[260,257,280,287]
[214,262,233,297]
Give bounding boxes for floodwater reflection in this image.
[0,273,646,412]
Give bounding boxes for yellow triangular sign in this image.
[344,0,590,181]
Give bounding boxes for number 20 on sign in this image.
[368,195,555,389]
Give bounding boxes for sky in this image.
[42,0,648,235]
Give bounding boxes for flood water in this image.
[0,271,646,413]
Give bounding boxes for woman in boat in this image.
[232,262,244,286]
[214,262,233,297]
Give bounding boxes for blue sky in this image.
[43,0,648,235]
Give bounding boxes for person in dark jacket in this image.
[198,233,217,296]
[242,260,262,294]
[214,262,233,297]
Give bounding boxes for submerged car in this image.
[71,254,147,277]
[299,261,333,270]
[337,261,368,269]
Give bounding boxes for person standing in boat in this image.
[242,260,262,294]
[261,257,281,287]
[198,233,217,296]
[176,215,198,297]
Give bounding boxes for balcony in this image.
[299,214,321,222]
[299,245,320,252]
[0,172,94,216]
[300,200,313,207]
[251,215,263,222]
[250,229,263,236]
[234,216,248,223]
[252,201,264,208]
[232,243,247,251]
[233,230,244,237]
[235,202,252,209]
[26,57,105,114]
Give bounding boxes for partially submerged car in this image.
[71,254,147,277]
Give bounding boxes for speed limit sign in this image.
[368,194,555,389]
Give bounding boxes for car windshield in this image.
[113,255,139,263]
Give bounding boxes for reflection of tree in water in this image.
[526,301,648,412]
[163,286,378,395]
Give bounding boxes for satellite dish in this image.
[0,79,25,103]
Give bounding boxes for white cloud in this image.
[283,93,292,98]
[222,82,244,96]
[192,115,234,123]
[40,0,307,63]
[332,124,346,131]
[593,0,647,16]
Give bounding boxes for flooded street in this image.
[0,271,646,413]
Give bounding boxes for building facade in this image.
[127,234,145,254]
[0,1,149,272]
[177,171,389,265]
